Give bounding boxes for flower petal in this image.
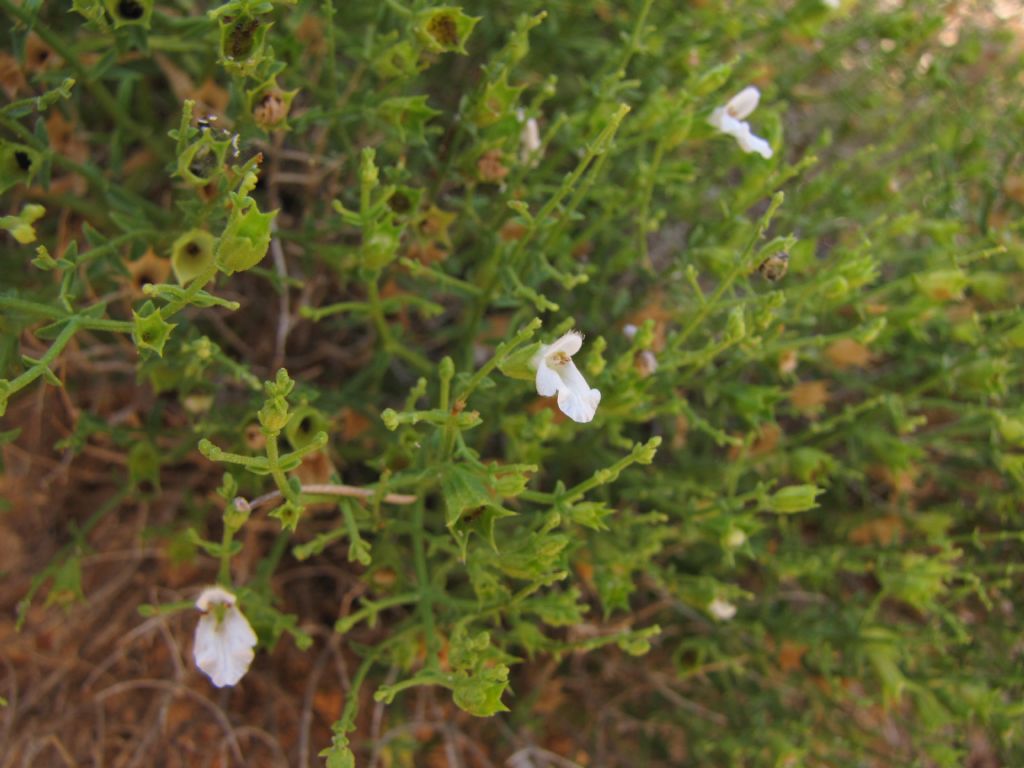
[535,360,560,397]
[726,86,760,120]
[708,598,737,621]
[553,360,601,423]
[707,106,728,132]
[194,604,257,688]
[557,385,601,423]
[735,127,773,159]
[543,330,583,358]
[195,585,237,611]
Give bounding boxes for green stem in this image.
[462,105,631,359]
[636,136,667,269]
[336,592,422,632]
[0,296,133,333]
[456,318,542,404]
[335,647,382,738]
[366,274,432,373]
[617,0,656,74]
[411,494,439,669]
[265,433,299,504]
[217,524,236,584]
[669,192,784,352]
[400,258,482,297]
[160,261,220,318]
[322,0,338,92]
[2,318,79,405]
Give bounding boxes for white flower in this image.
[517,109,542,166]
[725,528,747,549]
[708,86,774,160]
[193,586,257,688]
[532,330,601,424]
[708,597,737,621]
[822,0,840,7]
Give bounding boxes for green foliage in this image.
[3,0,1024,764]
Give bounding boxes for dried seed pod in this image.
[127,248,171,294]
[634,350,659,378]
[24,32,60,73]
[224,16,261,59]
[758,251,789,281]
[414,7,480,54]
[247,79,298,131]
[0,53,26,100]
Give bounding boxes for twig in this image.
[506,747,584,768]
[298,639,334,768]
[246,482,417,509]
[270,229,290,372]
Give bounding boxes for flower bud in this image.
[258,399,290,434]
[439,356,456,385]
[362,228,400,270]
[1,203,45,244]
[996,413,1024,446]
[822,276,850,301]
[359,147,379,188]
[765,484,822,514]
[267,368,296,398]
[725,307,746,342]
[380,408,401,431]
[223,496,251,531]
[633,436,661,465]
[916,268,967,301]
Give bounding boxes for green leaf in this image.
[441,464,493,528]
[377,95,441,145]
[451,663,510,717]
[216,205,276,275]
